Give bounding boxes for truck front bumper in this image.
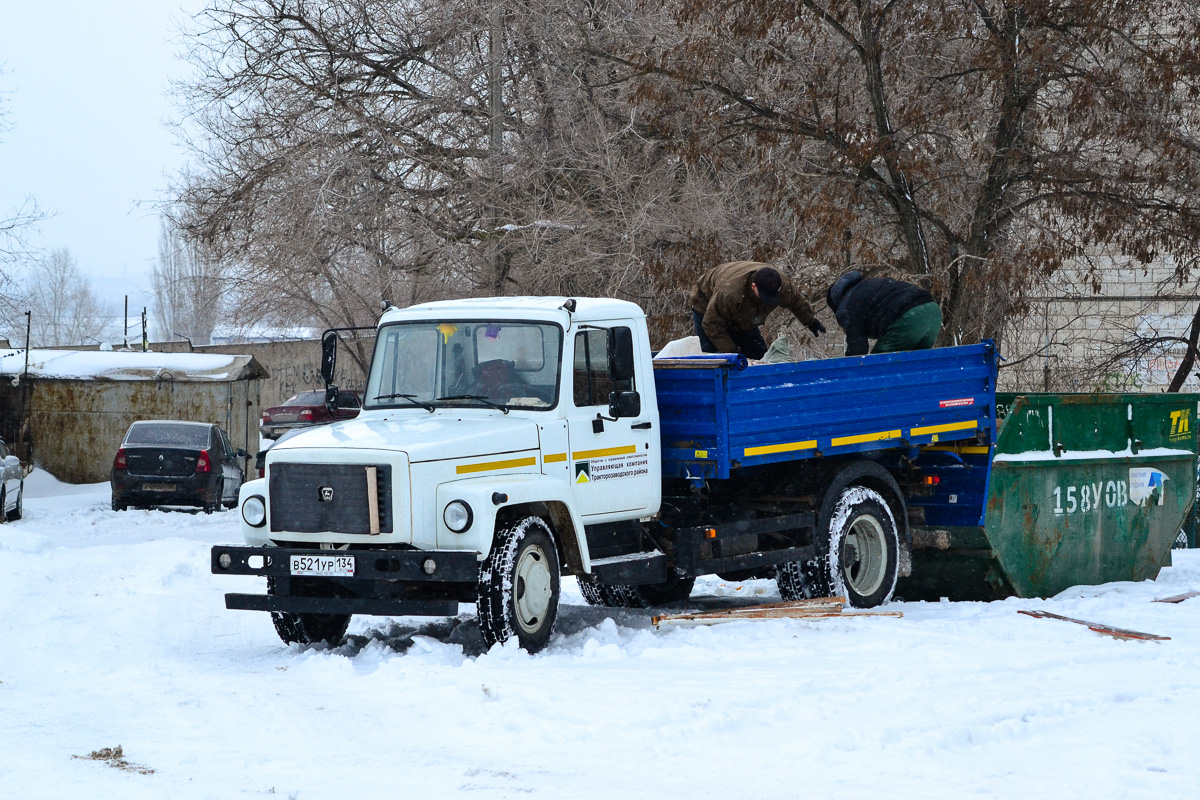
[211,545,481,617]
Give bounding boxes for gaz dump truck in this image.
[211,297,1197,652]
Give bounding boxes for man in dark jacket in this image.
[690,261,825,359]
[826,271,942,356]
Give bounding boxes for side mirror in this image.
[4,455,19,469]
[608,327,636,382]
[325,385,340,414]
[235,449,248,460]
[608,390,641,419]
[320,331,338,386]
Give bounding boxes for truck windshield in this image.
[365,320,563,411]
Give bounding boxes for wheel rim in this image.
[513,543,553,634]
[842,513,887,597]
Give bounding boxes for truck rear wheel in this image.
[777,486,899,608]
[476,516,560,653]
[579,573,695,608]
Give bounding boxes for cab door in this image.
[566,324,658,519]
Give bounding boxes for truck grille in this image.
[269,463,393,535]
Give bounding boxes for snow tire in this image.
[476,516,560,653]
[579,573,695,608]
[778,485,899,608]
[267,578,351,647]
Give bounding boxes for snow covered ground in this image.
[2,471,1199,799]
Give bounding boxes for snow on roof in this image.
[389,296,644,323]
[0,348,269,382]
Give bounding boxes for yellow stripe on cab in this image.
[456,456,538,475]
[572,444,637,460]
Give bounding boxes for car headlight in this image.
[443,500,473,533]
[242,495,267,527]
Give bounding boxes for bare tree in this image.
[15,248,113,347]
[152,219,226,346]
[0,74,47,320]
[623,0,1200,347]
[171,0,800,350]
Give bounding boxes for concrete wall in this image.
[6,377,263,484]
[1000,255,1200,393]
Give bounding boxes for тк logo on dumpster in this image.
[1169,409,1191,441]
[318,486,334,502]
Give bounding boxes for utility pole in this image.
[23,310,31,379]
[488,0,507,296]
[124,295,129,350]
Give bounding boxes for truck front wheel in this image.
[271,611,352,647]
[777,486,899,608]
[476,516,560,653]
[267,577,351,647]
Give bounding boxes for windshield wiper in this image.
[371,393,435,412]
[435,394,510,414]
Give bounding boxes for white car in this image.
[0,438,26,522]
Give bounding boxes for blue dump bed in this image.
[653,342,999,481]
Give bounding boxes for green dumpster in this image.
[899,393,1199,601]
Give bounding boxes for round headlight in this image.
[443,500,473,533]
[242,495,267,527]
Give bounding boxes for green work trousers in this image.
[872,301,942,354]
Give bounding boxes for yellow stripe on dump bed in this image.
[926,444,990,455]
[744,440,818,457]
[911,420,978,437]
[572,444,637,460]
[543,453,567,464]
[832,430,901,447]
[456,456,538,475]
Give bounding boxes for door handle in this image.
[631,421,652,430]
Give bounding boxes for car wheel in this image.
[203,479,224,514]
[7,483,22,521]
[0,489,6,524]
[111,496,127,512]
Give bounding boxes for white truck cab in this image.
[226,297,665,651]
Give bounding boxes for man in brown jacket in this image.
[689,261,825,359]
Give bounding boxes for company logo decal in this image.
[1170,409,1191,441]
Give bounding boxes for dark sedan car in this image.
[111,421,246,513]
[260,389,362,439]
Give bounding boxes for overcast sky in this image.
[0,1,205,317]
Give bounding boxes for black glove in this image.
[807,319,827,336]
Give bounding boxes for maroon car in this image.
[260,390,362,439]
